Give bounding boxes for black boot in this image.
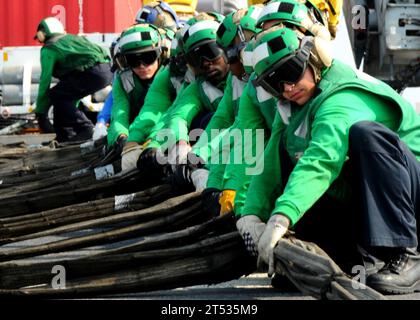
[67,127,94,143]
[367,248,420,294]
[358,245,386,277]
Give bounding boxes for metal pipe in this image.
[1,65,41,85]
[0,120,28,135]
[0,84,39,106]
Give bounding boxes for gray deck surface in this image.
[99,273,420,300]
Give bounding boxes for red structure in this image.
[0,0,143,48]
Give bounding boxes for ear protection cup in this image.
[158,34,171,63]
[36,30,46,43]
[312,36,332,68]
[300,28,332,70]
[115,55,127,70]
[297,30,332,84]
[119,55,128,69]
[304,23,332,81]
[307,34,332,83]
[308,23,331,41]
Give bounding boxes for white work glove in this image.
[257,214,290,277]
[121,142,144,172]
[168,142,192,172]
[190,168,209,192]
[236,215,266,258]
[92,122,108,141]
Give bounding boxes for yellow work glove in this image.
[248,0,267,5]
[219,190,236,216]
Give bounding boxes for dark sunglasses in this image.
[185,41,225,68]
[224,42,246,64]
[125,49,161,68]
[253,38,313,96]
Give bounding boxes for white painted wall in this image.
[402,87,420,114]
[331,11,357,69]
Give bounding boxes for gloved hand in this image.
[36,112,54,133]
[114,134,128,156]
[169,152,207,191]
[257,214,290,277]
[170,164,193,190]
[121,142,144,172]
[137,147,159,171]
[168,141,192,172]
[136,147,169,183]
[187,152,206,167]
[219,190,236,216]
[190,168,209,192]
[201,188,222,217]
[236,215,266,258]
[92,122,108,141]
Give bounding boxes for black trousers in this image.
[281,121,420,271]
[49,62,113,142]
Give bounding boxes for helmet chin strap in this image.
[237,25,246,43]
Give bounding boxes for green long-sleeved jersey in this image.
[190,73,246,189]
[107,68,157,146]
[127,65,189,144]
[221,73,277,214]
[242,60,420,226]
[147,75,226,150]
[36,34,110,114]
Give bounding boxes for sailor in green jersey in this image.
[120,13,223,173]
[93,4,179,143]
[34,17,113,143]
[219,0,332,217]
[106,24,164,167]
[167,6,263,215]
[121,27,192,167]
[134,17,230,181]
[237,27,420,294]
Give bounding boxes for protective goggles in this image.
[185,41,225,68]
[224,42,246,64]
[125,49,161,68]
[253,38,313,97]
